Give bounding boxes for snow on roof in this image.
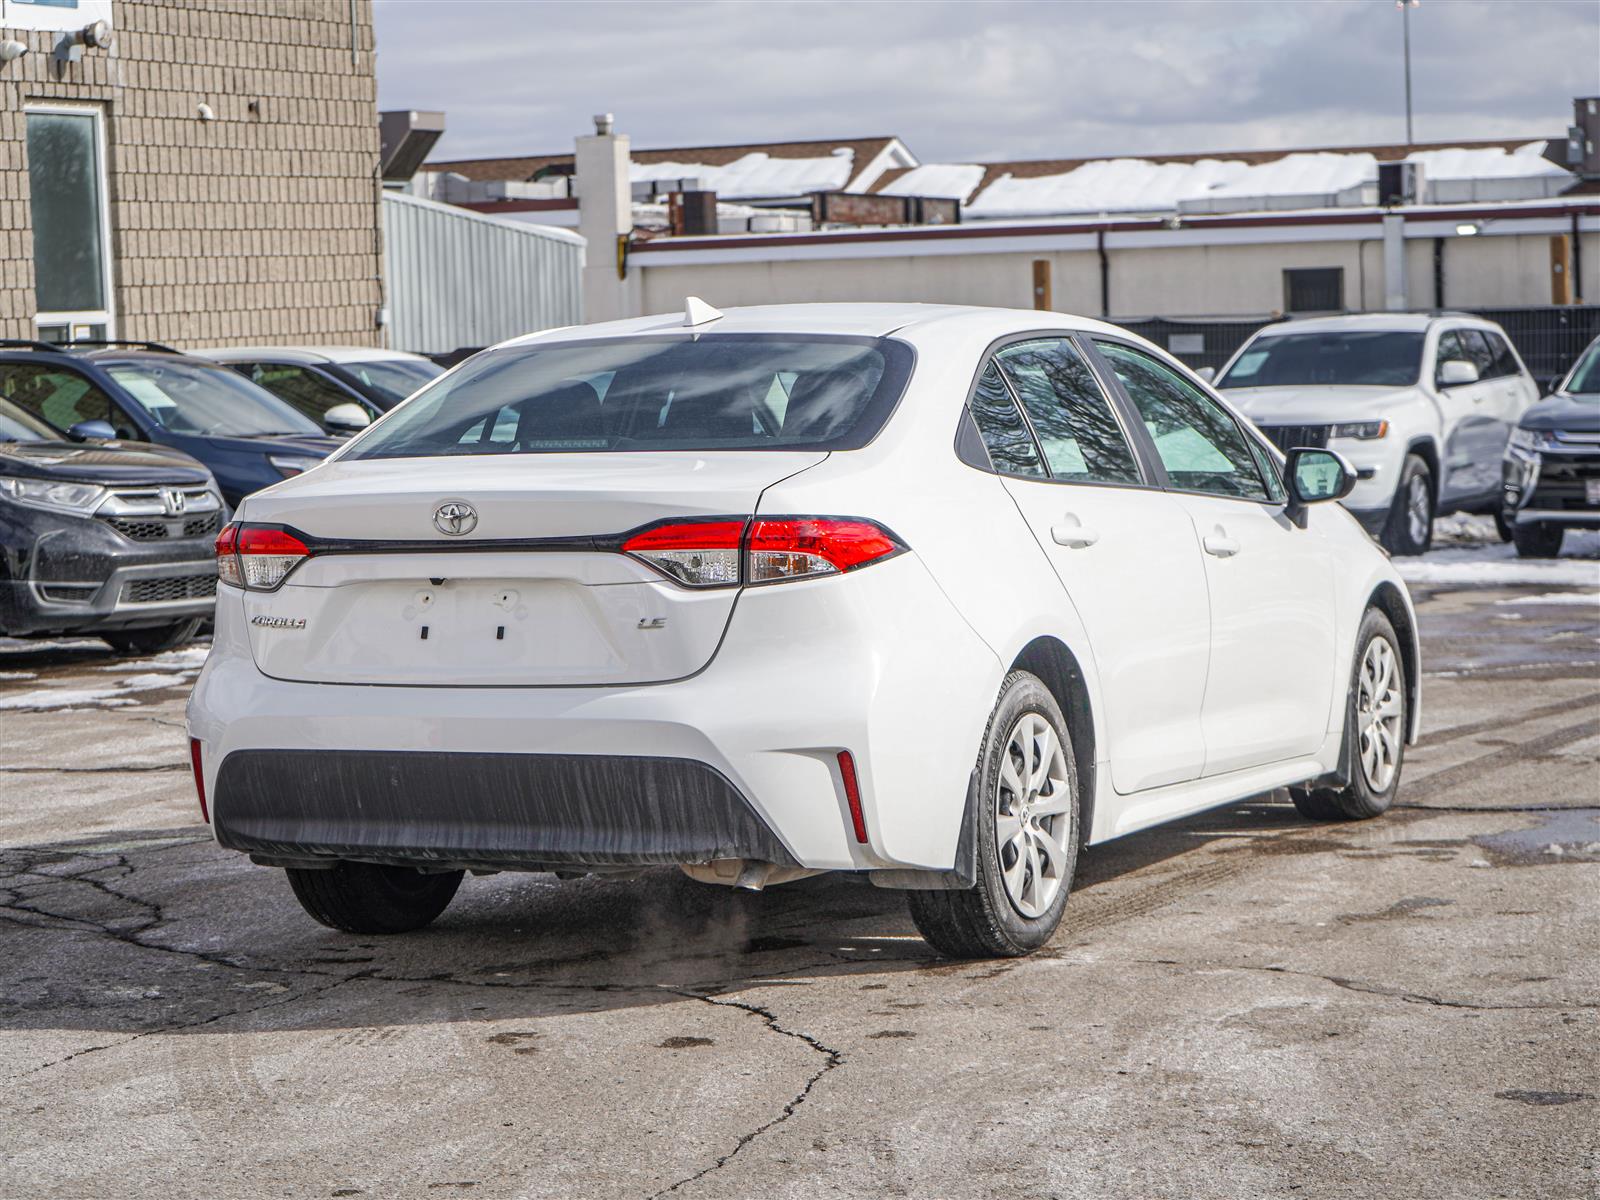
[1410,141,1567,180]
[876,163,986,202]
[1178,152,1378,212]
[964,157,1253,218]
[628,150,854,200]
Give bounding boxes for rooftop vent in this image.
[380,110,446,182]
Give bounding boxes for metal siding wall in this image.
[383,192,584,355]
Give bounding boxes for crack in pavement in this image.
[8,971,370,1084]
[1134,959,1600,1013]
[0,763,187,774]
[648,988,844,1199]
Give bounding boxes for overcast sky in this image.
[374,1,1599,164]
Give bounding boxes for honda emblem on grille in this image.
[433,501,478,537]
[162,488,187,515]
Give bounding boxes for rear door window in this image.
[0,362,139,438]
[242,363,362,422]
[994,339,1141,484]
[967,361,1045,478]
[343,335,912,459]
[1481,331,1520,380]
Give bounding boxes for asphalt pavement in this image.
[1,531,1596,1200]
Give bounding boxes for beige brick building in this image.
[1,0,383,348]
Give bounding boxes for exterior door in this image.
[1433,328,1504,505]
[1091,339,1340,776]
[967,339,1211,794]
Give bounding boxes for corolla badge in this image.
[251,615,306,630]
[433,501,478,536]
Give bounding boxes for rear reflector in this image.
[216,524,311,591]
[622,516,905,588]
[837,750,867,844]
[189,738,209,823]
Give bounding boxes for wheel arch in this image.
[1009,635,1097,846]
[1403,437,1441,507]
[1366,581,1421,745]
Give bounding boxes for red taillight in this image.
[621,519,744,587]
[622,516,904,587]
[837,750,867,844]
[224,524,311,591]
[189,738,209,823]
[214,522,241,587]
[747,518,903,583]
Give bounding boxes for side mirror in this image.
[1437,359,1480,387]
[322,402,371,436]
[1283,446,1356,528]
[67,419,117,442]
[1195,366,1216,384]
[1540,374,1563,396]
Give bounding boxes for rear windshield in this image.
[334,359,444,407]
[1218,331,1424,389]
[340,335,913,459]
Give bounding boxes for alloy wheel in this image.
[1356,638,1403,793]
[995,712,1073,918]
[1406,475,1430,547]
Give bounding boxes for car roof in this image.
[497,302,1134,348]
[1253,312,1500,337]
[193,345,433,366]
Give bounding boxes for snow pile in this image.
[1396,533,1600,589]
[966,158,1251,219]
[1178,152,1377,213]
[629,150,854,200]
[1413,141,1567,181]
[877,163,986,202]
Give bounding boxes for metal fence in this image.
[383,191,585,357]
[1120,306,1600,384]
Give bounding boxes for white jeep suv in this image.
[188,302,1419,958]
[1215,314,1538,554]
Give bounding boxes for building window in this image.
[25,105,115,343]
[0,0,112,33]
[1283,267,1344,314]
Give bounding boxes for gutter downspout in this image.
[1573,212,1585,305]
[1097,229,1109,318]
[1433,236,1445,309]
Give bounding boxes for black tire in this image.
[100,618,203,656]
[285,861,464,934]
[1290,608,1406,822]
[907,671,1079,959]
[1381,455,1433,557]
[1511,522,1564,558]
[1492,509,1514,542]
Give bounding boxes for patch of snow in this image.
[968,157,1251,219]
[1431,513,1501,545]
[1179,152,1377,212]
[1493,591,1600,606]
[1409,142,1567,181]
[0,666,197,711]
[630,150,854,200]
[1397,553,1600,588]
[0,670,37,680]
[877,163,986,202]
[0,636,105,655]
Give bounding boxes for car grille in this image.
[122,575,218,605]
[1529,454,1600,511]
[103,511,223,542]
[1257,424,1330,452]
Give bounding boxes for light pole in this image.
[1398,0,1419,145]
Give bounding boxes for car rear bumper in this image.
[214,748,797,871]
[188,553,1001,875]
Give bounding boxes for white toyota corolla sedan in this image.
[187,302,1420,958]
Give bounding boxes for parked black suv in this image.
[1502,335,1600,557]
[0,396,222,653]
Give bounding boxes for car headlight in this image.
[1507,427,1539,453]
[268,454,322,478]
[1328,420,1388,440]
[0,477,107,515]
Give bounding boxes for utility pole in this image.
[1398,0,1419,145]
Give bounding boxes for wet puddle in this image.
[1475,810,1600,865]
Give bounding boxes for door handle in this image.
[1203,528,1240,557]
[1051,515,1100,549]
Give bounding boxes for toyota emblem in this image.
[433,501,478,536]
